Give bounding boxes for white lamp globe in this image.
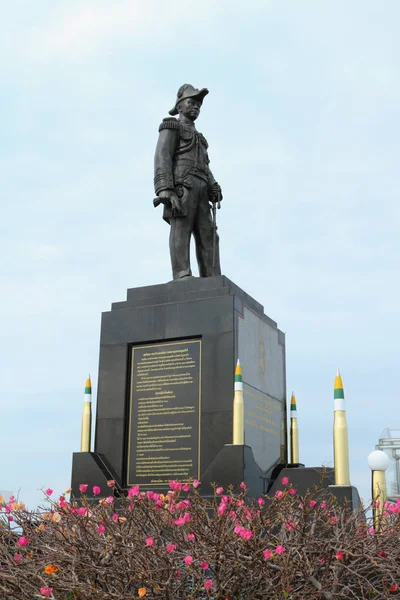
[367,450,390,471]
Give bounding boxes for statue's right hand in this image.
[159,190,181,213]
[158,190,172,199]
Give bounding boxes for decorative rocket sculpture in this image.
[80,375,92,452]
[233,359,244,445]
[333,368,350,485]
[290,392,299,463]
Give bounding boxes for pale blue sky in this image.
[2,0,400,507]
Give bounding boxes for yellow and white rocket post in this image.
[333,368,350,485]
[233,360,244,445]
[80,375,92,452]
[290,392,299,463]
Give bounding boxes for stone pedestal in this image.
[268,466,361,508]
[71,276,287,498]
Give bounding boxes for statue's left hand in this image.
[209,183,223,206]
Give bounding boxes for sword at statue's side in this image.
[212,199,221,276]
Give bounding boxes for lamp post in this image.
[367,449,390,530]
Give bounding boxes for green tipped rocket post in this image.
[80,375,92,452]
[290,392,300,463]
[233,359,244,445]
[333,368,350,485]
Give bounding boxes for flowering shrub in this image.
[0,479,399,599]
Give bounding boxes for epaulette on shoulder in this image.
[159,117,180,133]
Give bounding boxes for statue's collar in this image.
[178,117,196,128]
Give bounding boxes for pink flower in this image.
[18,537,29,547]
[204,580,213,591]
[107,480,115,487]
[97,525,105,534]
[169,480,183,491]
[79,484,88,493]
[336,551,345,560]
[45,488,53,496]
[320,502,326,509]
[240,481,247,490]
[309,500,317,508]
[166,543,176,553]
[184,555,193,565]
[193,479,200,488]
[216,486,224,494]
[174,512,191,525]
[112,513,119,522]
[128,485,140,497]
[368,526,374,535]
[234,525,253,540]
[243,507,252,519]
[281,477,289,485]
[182,483,190,492]
[146,537,154,546]
[39,588,53,598]
[14,553,22,562]
[77,507,87,516]
[257,497,265,506]
[8,516,13,522]
[201,561,209,570]
[275,545,286,555]
[284,520,296,530]
[289,488,296,495]
[263,548,273,560]
[275,490,284,499]
[217,502,227,515]
[104,496,114,504]
[92,486,101,495]
[187,533,195,541]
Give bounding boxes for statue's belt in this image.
[174,158,208,181]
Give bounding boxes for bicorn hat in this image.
[169,84,209,116]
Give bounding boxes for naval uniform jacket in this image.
[154,117,217,223]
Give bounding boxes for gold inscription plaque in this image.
[127,340,201,486]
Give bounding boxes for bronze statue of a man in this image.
[154,84,223,280]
